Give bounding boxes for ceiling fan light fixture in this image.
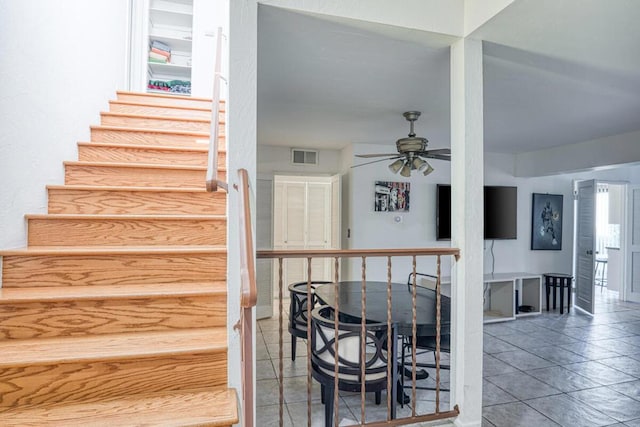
[423,162,435,176]
[400,162,412,178]
[412,157,427,171]
[389,159,404,174]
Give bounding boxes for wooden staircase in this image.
[0,91,237,426]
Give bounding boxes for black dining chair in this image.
[288,281,332,361]
[401,272,450,398]
[310,305,396,426]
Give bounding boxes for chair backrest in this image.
[406,272,438,291]
[288,281,332,333]
[310,305,392,384]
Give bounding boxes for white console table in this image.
[422,272,542,324]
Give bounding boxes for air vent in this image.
[291,149,318,165]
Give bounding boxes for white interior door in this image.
[575,179,596,314]
[273,176,336,289]
[627,185,640,303]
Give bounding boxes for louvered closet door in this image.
[280,182,307,287]
[306,182,332,280]
[575,179,596,314]
[273,178,333,288]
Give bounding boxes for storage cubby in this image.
[483,279,516,323]
[438,272,542,324]
[517,276,542,317]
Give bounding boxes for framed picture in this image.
[374,181,410,212]
[531,193,563,250]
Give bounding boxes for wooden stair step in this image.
[77,141,225,167]
[0,283,227,340]
[91,125,226,148]
[0,246,227,287]
[26,214,227,247]
[0,388,238,427]
[100,112,219,133]
[0,282,227,302]
[109,100,222,120]
[47,185,226,215]
[0,329,227,410]
[116,91,216,109]
[0,328,226,366]
[64,161,226,188]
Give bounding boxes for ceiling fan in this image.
[353,111,451,177]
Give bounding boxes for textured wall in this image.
[0,0,129,250]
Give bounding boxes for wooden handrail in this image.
[206,27,228,193]
[236,168,256,427]
[237,168,257,308]
[257,248,460,260]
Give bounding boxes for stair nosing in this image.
[0,245,227,256]
[64,160,216,171]
[0,283,227,303]
[101,111,217,124]
[91,124,211,137]
[47,184,215,193]
[110,99,220,113]
[77,141,215,153]
[0,328,227,367]
[116,90,215,103]
[26,213,226,220]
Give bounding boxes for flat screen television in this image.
[436,185,517,240]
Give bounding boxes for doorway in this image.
[595,183,625,297]
[574,180,626,314]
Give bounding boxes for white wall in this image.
[515,129,640,177]
[228,0,259,412]
[261,0,464,37]
[257,145,342,177]
[0,0,129,250]
[346,142,454,281]
[344,147,640,283]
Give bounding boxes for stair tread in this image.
[0,388,238,427]
[47,184,211,192]
[77,141,213,153]
[117,90,214,103]
[0,328,227,367]
[26,213,225,220]
[0,282,227,303]
[91,124,210,137]
[102,111,214,124]
[0,245,227,256]
[64,160,212,171]
[110,99,221,112]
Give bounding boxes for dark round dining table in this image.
[314,280,450,337]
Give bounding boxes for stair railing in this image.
[236,168,257,427]
[206,27,228,193]
[256,248,461,427]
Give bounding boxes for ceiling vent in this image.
[291,149,318,165]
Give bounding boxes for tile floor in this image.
[256,289,640,427]
[482,290,640,427]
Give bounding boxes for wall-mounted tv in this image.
[436,185,517,240]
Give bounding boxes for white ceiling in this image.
[257,1,640,155]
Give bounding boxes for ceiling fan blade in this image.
[423,153,451,161]
[351,156,401,168]
[424,148,451,155]
[356,153,402,158]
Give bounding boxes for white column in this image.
[450,37,484,427]
[229,0,258,422]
